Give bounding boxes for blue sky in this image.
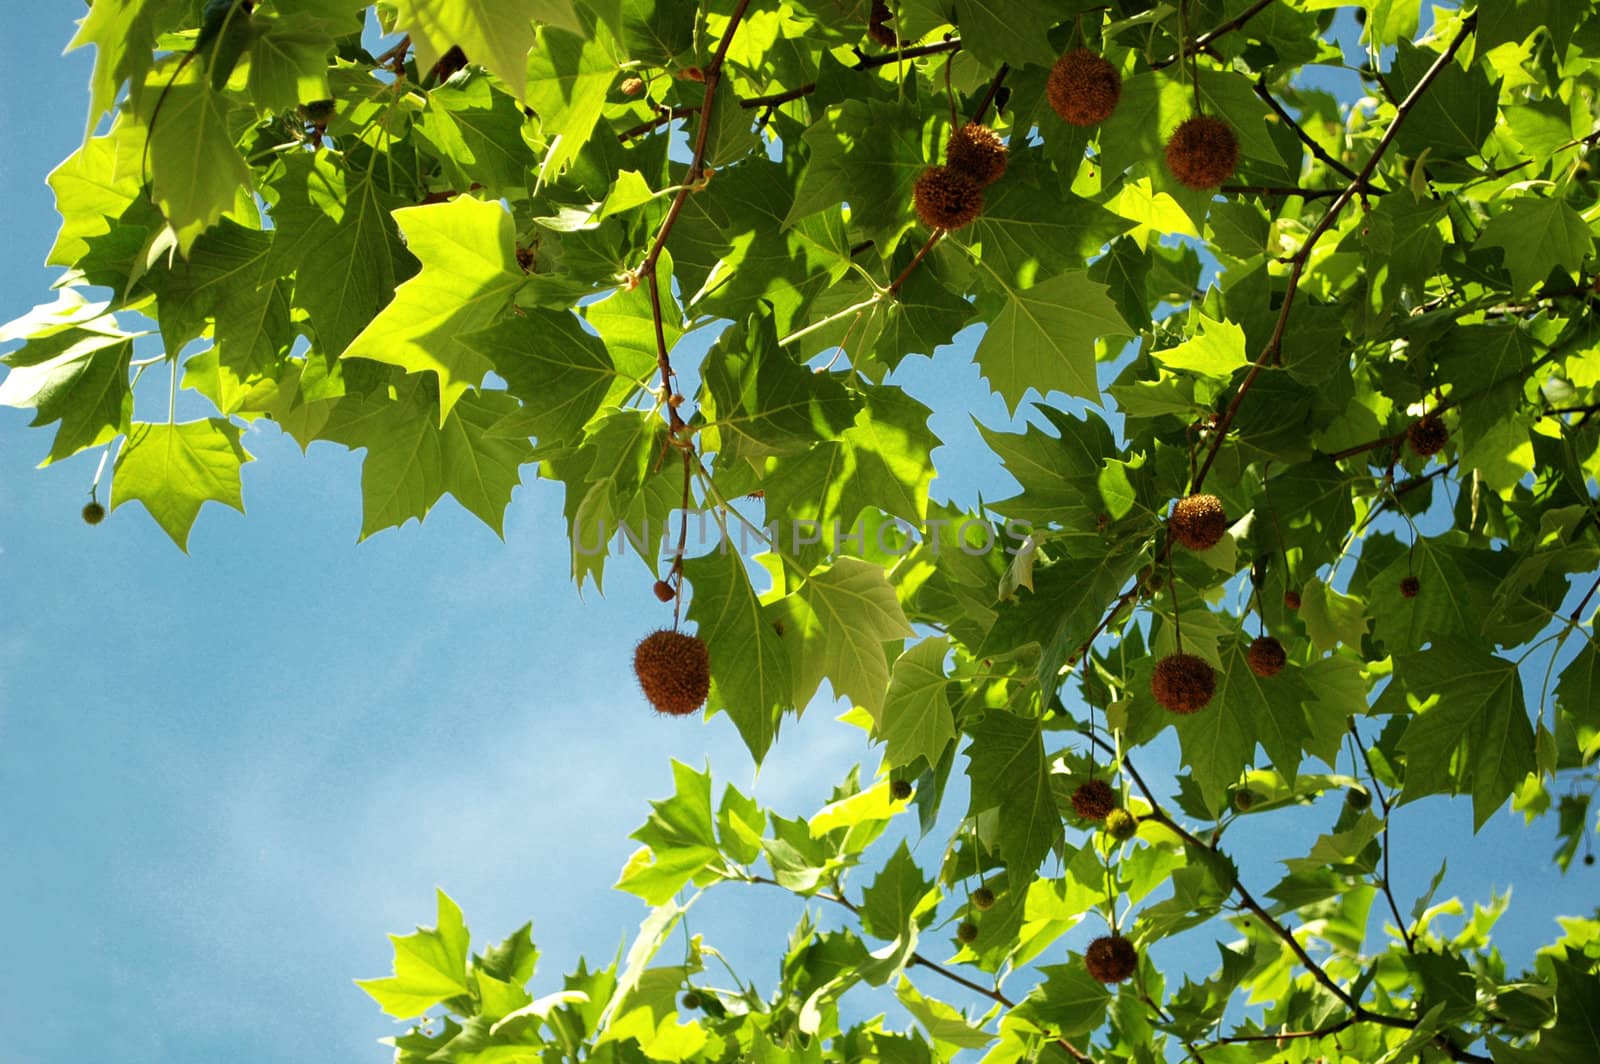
[0,5,1594,1063]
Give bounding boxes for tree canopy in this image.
[6,0,1600,1061]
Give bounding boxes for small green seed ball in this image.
[972,886,996,911]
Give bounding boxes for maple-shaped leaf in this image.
[1173,636,1317,812]
[1394,637,1536,829]
[111,419,254,551]
[875,637,956,772]
[860,842,934,941]
[262,152,411,361]
[965,709,1061,890]
[973,270,1128,413]
[67,0,179,133]
[245,12,335,111]
[463,309,624,446]
[341,196,523,423]
[356,889,472,1019]
[781,557,915,718]
[615,761,720,905]
[525,21,616,179]
[0,294,137,465]
[683,549,792,764]
[1474,196,1594,294]
[387,0,575,105]
[135,67,253,254]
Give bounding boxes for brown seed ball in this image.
[972,886,996,911]
[1151,653,1216,714]
[1400,575,1421,599]
[1284,589,1303,610]
[1407,413,1448,457]
[946,122,1008,187]
[1164,115,1240,190]
[912,166,984,230]
[82,501,106,525]
[652,579,676,602]
[1070,779,1117,821]
[633,629,710,716]
[868,0,899,47]
[620,76,644,96]
[1084,934,1138,983]
[1246,636,1286,677]
[1169,493,1229,551]
[1047,48,1122,126]
[1104,808,1138,842]
[890,778,912,802]
[956,920,979,944]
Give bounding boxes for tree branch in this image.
[1251,76,1363,184]
[1192,13,1479,491]
[1151,0,1279,70]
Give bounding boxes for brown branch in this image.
[1251,77,1363,184]
[637,0,755,430]
[1151,0,1278,70]
[1192,12,1479,492]
[971,63,1010,124]
[739,39,964,111]
[1347,722,1416,954]
[1215,1016,1357,1044]
[1221,184,1348,199]
[617,105,698,142]
[373,34,411,71]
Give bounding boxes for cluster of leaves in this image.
[7,0,1600,1061]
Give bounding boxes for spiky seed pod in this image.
[1152,653,1216,714]
[1047,48,1122,126]
[946,122,1008,186]
[1408,413,1448,457]
[1346,787,1372,811]
[1169,493,1229,551]
[1104,808,1138,842]
[1164,115,1240,190]
[890,778,913,802]
[1247,636,1287,678]
[82,501,106,525]
[1084,934,1138,983]
[1070,779,1117,821]
[633,629,710,716]
[652,580,676,602]
[956,921,979,945]
[1400,576,1421,599]
[1284,589,1303,610]
[912,166,984,230]
[868,0,899,47]
[972,886,996,911]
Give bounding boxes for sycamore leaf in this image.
[876,637,956,771]
[973,270,1128,413]
[526,22,616,179]
[0,299,137,465]
[137,70,253,253]
[387,0,547,103]
[683,550,792,764]
[1154,315,1248,379]
[1474,196,1593,294]
[341,196,523,423]
[786,557,915,717]
[965,709,1061,889]
[1395,638,1536,829]
[111,419,254,550]
[356,889,472,1019]
[262,152,411,360]
[464,309,622,445]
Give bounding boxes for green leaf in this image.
[1508,958,1600,1063]
[1173,636,1316,811]
[1394,638,1536,829]
[341,196,523,422]
[262,152,411,360]
[525,21,616,179]
[785,557,916,718]
[860,842,932,941]
[683,550,793,763]
[896,977,994,1049]
[616,760,720,904]
[246,13,335,110]
[973,270,1128,412]
[876,637,957,771]
[111,419,254,550]
[1154,314,1248,379]
[965,709,1062,889]
[137,69,253,253]
[951,0,1056,67]
[464,309,623,445]
[0,297,135,465]
[1474,196,1594,295]
[388,0,547,104]
[356,889,472,1019]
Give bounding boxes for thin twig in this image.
[1251,76,1362,184]
[1221,184,1350,199]
[1192,13,1479,492]
[1347,722,1416,953]
[1151,0,1278,69]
